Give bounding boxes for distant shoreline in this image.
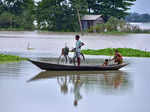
[0,30,150,36]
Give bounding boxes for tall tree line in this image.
[0,0,136,31]
[0,0,35,29]
[126,13,150,22]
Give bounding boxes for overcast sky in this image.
[130,0,150,14]
[35,0,150,14]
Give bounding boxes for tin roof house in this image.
[81,15,104,30]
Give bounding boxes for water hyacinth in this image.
[0,54,27,62]
[82,48,150,57]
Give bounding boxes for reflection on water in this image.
[0,31,150,111]
[1,58,150,112]
[29,70,131,106]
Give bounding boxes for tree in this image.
[141,13,150,22]
[0,12,15,28]
[0,0,4,15]
[0,0,136,31]
[125,13,150,22]
[36,0,68,31]
[36,0,87,31]
[86,0,136,21]
[0,0,35,29]
[69,0,88,33]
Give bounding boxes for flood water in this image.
[0,32,150,112]
[0,31,150,54]
[130,22,150,30]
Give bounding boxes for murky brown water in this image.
[130,22,150,30]
[0,31,150,55]
[0,32,150,112]
[0,57,150,112]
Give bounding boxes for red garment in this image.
[115,53,123,63]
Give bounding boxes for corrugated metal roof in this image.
[81,15,102,20]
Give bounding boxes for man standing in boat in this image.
[74,35,85,66]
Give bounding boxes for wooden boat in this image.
[28,59,129,71]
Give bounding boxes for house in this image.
[81,15,104,30]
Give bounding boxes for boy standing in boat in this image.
[74,35,84,66]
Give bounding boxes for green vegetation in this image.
[0,54,28,62]
[82,48,150,57]
[88,17,150,34]
[36,0,87,32]
[86,0,136,21]
[0,0,136,32]
[36,0,136,31]
[0,0,35,30]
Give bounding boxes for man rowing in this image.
[111,49,123,64]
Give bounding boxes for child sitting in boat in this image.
[102,59,109,66]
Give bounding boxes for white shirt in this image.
[75,40,82,53]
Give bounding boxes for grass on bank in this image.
[82,48,150,57]
[0,54,28,62]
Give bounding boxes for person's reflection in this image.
[57,74,83,106]
[57,76,69,95]
[103,72,124,89]
[113,74,123,89]
[28,71,130,107]
[72,75,83,107]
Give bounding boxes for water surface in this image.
[0,32,150,112]
[130,22,150,30]
[0,31,150,55]
[0,57,150,112]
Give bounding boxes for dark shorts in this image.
[75,52,80,58]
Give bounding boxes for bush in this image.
[87,17,149,34]
[87,17,127,33]
[0,12,16,28]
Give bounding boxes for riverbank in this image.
[82,48,150,57]
[0,30,150,35]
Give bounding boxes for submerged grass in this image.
[0,54,28,62]
[82,48,150,57]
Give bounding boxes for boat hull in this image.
[28,59,128,71]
